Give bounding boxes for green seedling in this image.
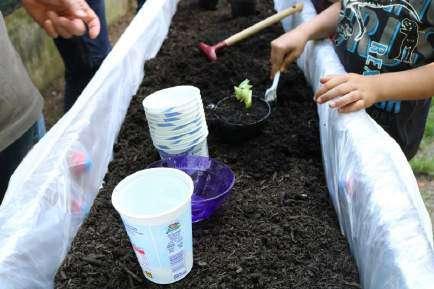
[234,79,252,109]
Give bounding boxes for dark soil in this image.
[198,0,219,10]
[230,0,257,17]
[55,0,359,288]
[215,96,269,125]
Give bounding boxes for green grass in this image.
[411,101,434,176]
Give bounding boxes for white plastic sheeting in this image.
[0,0,178,288]
[274,0,434,288]
[0,0,432,288]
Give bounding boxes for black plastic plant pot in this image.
[230,0,257,17]
[198,0,219,10]
[209,96,271,144]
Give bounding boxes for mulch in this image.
[55,1,359,288]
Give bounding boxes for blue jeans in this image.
[54,0,111,112]
[137,0,146,11]
[0,121,41,203]
[34,115,46,143]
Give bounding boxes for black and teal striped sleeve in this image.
[0,0,21,16]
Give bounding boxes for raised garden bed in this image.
[55,0,359,288]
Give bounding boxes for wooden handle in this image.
[225,3,303,46]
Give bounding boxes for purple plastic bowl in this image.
[148,156,235,223]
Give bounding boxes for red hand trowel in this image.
[199,3,303,62]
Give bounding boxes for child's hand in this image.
[314,73,381,113]
[270,27,308,78]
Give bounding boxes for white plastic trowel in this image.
[264,71,281,103]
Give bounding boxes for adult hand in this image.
[314,73,381,113]
[270,27,308,78]
[22,0,100,39]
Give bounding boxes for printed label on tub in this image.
[122,205,193,284]
[132,245,151,269]
[166,222,187,280]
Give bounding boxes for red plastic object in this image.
[198,41,227,62]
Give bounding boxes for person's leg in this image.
[34,114,46,142]
[0,122,38,203]
[54,0,111,112]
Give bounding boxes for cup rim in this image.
[112,168,194,220]
[142,86,201,114]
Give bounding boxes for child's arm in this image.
[315,63,434,113]
[270,1,341,77]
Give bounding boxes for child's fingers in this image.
[270,52,284,79]
[42,19,58,38]
[281,51,297,72]
[329,90,361,108]
[338,100,366,113]
[320,74,339,83]
[315,74,349,100]
[316,82,352,104]
[47,11,73,38]
[270,62,280,79]
[68,1,101,39]
[53,23,72,38]
[80,7,100,39]
[69,18,87,36]
[57,16,85,36]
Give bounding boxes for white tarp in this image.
[0,0,177,288]
[274,0,434,288]
[0,0,433,288]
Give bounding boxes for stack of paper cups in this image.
[142,86,209,159]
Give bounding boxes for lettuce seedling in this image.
[234,79,252,109]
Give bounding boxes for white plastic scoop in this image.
[264,71,281,103]
[264,50,297,103]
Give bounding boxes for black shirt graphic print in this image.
[334,0,433,159]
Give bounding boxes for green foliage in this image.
[411,158,434,176]
[411,101,434,175]
[423,102,434,138]
[234,79,252,109]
